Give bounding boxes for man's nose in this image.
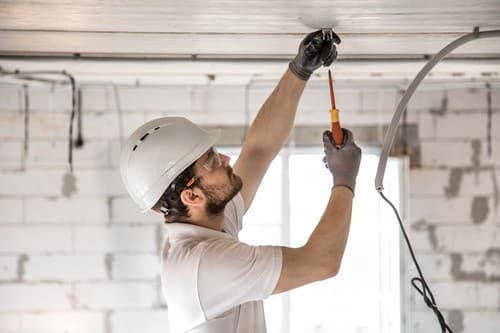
[220,154,230,167]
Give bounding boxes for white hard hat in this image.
[120,116,221,212]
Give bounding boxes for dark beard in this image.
[198,169,243,217]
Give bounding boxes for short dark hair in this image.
[152,162,197,224]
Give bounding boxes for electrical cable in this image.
[401,89,408,156]
[63,71,77,172]
[22,84,30,168]
[75,88,84,148]
[0,67,79,171]
[373,27,500,331]
[486,82,492,158]
[243,76,255,144]
[375,27,500,191]
[379,191,453,333]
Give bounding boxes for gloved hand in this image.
[289,30,341,81]
[322,128,361,194]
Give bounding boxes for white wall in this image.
[0,80,499,333]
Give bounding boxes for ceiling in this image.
[1,0,500,84]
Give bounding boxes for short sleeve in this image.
[197,238,283,320]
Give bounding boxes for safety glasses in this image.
[184,148,222,189]
[202,147,222,173]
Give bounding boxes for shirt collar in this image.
[165,222,232,242]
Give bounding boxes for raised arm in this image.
[234,30,341,211]
[233,69,305,211]
[273,129,362,294]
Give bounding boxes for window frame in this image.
[219,145,408,333]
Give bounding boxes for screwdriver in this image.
[328,69,343,148]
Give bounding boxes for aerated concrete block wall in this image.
[407,86,500,333]
[0,81,499,333]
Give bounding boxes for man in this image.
[120,30,361,333]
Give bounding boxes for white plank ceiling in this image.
[0,0,500,83]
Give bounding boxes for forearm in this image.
[305,186,353,276]
[243,69,306,157]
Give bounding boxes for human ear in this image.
[180,187,204,207]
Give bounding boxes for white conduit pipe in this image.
[375,27,500,191]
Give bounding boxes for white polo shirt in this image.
[160,193,283,333]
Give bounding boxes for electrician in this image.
[120,30,361,333]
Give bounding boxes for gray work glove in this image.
[289,30,341,81]
[322,128,362,194]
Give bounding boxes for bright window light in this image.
[223,148,403,333]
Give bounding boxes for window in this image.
[223,147,403,333]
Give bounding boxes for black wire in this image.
[486,82,492,158]
[378,191,453,333]
[23,84,30,164]
[1,67,78,171]
[62,71,77,172]
[75,88,84,148]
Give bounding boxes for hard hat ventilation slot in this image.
[140,133,150,141]
[132,145,138,151]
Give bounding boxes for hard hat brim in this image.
[138,128,221,212]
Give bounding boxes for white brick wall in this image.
[433,226,500,252]
[0,314,20,333]
[27,86,72,112]
[407,89,445,112]
[360,89,399,112]
[0,256,18,281]
[0,283,72,311]
[492,113,500,139]
[416,112,435,139]
[410,197,483,225]
[74,226,157,253]
[463,311,500,333]
[26,197,109,224]
[24,255,107,281]
[0,114,25,139]
[411,282,499,309]
[0,141,23,168]
[0,226,72,253]
[460,170,498,195]
[408,253,452,281]
[110,197,160,224]
[75,282,156,309]
[192,86,246,113]
[461,253,500,277]
[0,85,21,112]
[20,311,105,333]
[26,140,109,167]
[118,86,191,112]
[81,87,109,112]
[0,170,65,196]
[111,310,170,333]
[70,170,126,195]
[0,199,23,223]
[410,310,444,333]
[446,88,488,111]
[420,140,472,167]
[435,114,490,140]
[407,229,436,252]
[1,82,499,333]
[410,169,449,195]
[112,254,160,280]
